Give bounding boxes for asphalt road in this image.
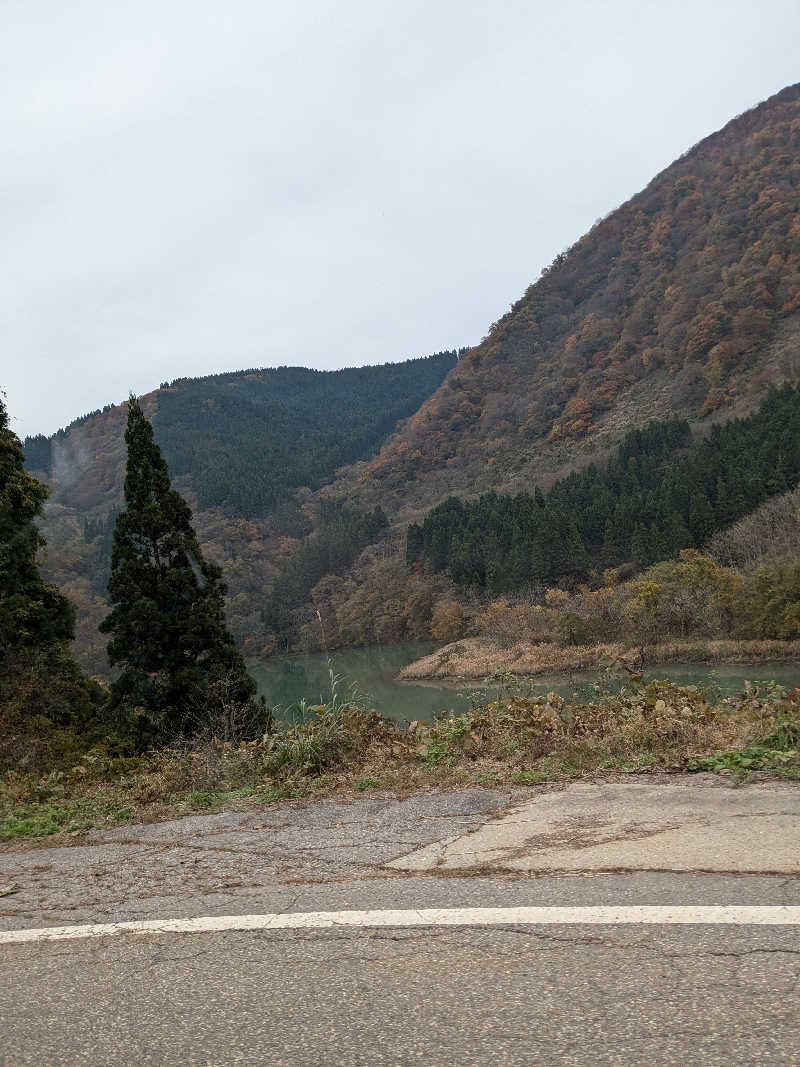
[2,780,799,1065]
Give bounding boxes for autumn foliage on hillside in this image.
[24,355,459,671]
[364,84,800,487]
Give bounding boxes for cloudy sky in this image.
[3,0,799,438]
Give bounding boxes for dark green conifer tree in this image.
[688,491,714,545]
[100,397,257,738]
[1,395,105,770]
[0,397,74,656]
[631,523,652,571]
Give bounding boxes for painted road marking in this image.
[3,906,800,945]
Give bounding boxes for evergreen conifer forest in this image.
[407,385,800,591]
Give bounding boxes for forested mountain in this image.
[153,356,460,519]
[27,353,459,520]
[21,85,800,664]
[23,353,459,670]
[348,83,800,513]
[273,84,800,650]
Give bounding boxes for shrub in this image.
[553,612,592,647]
[430,599,465,642]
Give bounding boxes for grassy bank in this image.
[398,638,800,681]
[3,675,798,842]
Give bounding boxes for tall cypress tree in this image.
[100,397,256,737]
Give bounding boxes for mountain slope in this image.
[351,84,800,514]
[23,85,800,664]
[24,354,460,670]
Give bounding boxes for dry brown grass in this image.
[3,676,799,842]
[399,637,800,681]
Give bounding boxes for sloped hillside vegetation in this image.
[408,385,800,591]
[151,354,461,519]
[26,353,460,521]
[23,353,460,671]
[359,84,800,496]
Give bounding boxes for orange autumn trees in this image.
[361,84,800,493]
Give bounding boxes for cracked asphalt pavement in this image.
[2,779,800,1065]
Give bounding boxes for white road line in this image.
[3,906,800,945]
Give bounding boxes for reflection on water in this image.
[248,646,800,725]
[248,644,469,723]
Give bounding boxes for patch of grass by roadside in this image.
[3,676,798,842]
[689,746,800,780]
[355,777,381,792]
[1,796,136,840]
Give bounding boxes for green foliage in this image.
[0,396,109,773]
[355,776,380,792]
[625,551,743,639]
[736,561,800,639]
[410,386,800,591]
[689,745,800,779]
[553,612,592,647]
[183,790,219,810]
[425,715,471,766]
[100,397,259,740]
[0,398,74,654]
[151,352,461,519]
[689,687,800,778]
[1,798,114,839]
[263,500,388,641]
[19,433,51,474]
[0,643,112,772]
[510,769,550,785]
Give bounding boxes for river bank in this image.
[398,637,800,681]
[4,673,799,843]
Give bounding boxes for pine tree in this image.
[631,523,652,571]
[100,397,257,737]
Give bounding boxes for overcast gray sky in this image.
[3,0,799,438]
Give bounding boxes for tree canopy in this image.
[0,394,107,771]
[151,351,461,519]
[408,385,800,591]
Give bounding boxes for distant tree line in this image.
[407,385,800,591]
[23,404,117,473]
[22,352,462,521]
[153,353,461,519]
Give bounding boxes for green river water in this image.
[248,644,800,724]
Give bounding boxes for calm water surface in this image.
[249,646,800,724]
[248,644,457,723]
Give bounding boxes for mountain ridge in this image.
[342,83,800,517]
[25,354,460,670]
